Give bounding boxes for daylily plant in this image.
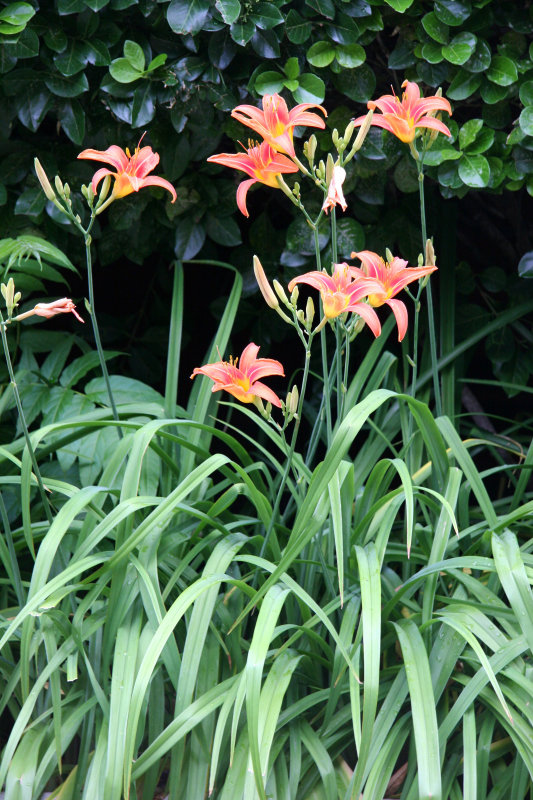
[78,140,177,204]
[353,80,452,144]
[191,342,285,407]
[349,250,438,341]
[207,141,298,217]
[288,263,382,335]
[231,93,327,158]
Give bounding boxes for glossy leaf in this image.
[215,0,240,25]
[306,41,335,68]
[458,153,490,187]
[285,9,312,44]
[167,0,211,35]
[487,55,518,86]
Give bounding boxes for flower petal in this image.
[288,271,335,294]
[239,342,261,373]
[91,167,114,194]
[386,298,409,341]
[78,145,129,172]
[135,175,177,202]
[236,178,256,217]
[347,302,382,337]
[249,380,282,407]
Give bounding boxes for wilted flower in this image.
[14,298,84,323]
[78,140,177,203]
[322,165,347,215]
[231,93,327,158]
[353,80,452,144]
[191,342,284,407]
[288,263,382,335]
[207,141,298,217]
[349,250,438,341]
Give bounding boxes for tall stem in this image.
[0,315,53,524]
[314,225,332,445]
[330,208,343,421]
[417,164,442,416]
[84,233,123,437]
[259,336,314,561]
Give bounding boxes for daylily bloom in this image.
[14,298,84,323]
[288,263,383,335]
[207,141,298,217]
[349,250,438,341]
[353,80,452,144]
[322,165,347,215]
[191,342,284,407]
[231,93,327,158]
[78,140,177,202]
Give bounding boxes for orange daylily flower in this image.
[322,165,347,215]
[353,80,452,144]
[349,250,438,341]
[15,298,84,323]
[231,93,327,158]
[78,140,177,202]
[191,342,285,407]
[288,263,383,336]
[207,141,298,217]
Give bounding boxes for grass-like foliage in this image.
[1,81,533,800]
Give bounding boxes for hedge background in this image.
[1,0,533,423]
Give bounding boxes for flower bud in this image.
[385,247,394,263]
[425,238,436,267]
[343,119,356,146]
[316,160,326,181]
[34,158,56,202]
[253,255,279,309]
[304,134,317,167]
[346,109,374,161]
[54,175,64,196]
[1,278,20,317]
[285,384,299,422]
[305,296,315,329]
[290,286,299,307]
[325,153,335,186]
[297,308,305,324]
[273,279,289,306]
[332,128,340,149]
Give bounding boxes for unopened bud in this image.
[99,174,111,203]
[273,279,289,306]
[425,238,436,267]
[63,182,71,199]
[325,152,335,185]
[304,134,317,167]
[288,385,299,415]
[253,255,279,309]
[385,247,394,263]
[1,278,20,316]
[285,384,299,422]
[305,296,315,329]
[293,182,300,199]
[290,286,299,306]
[346,109,374,161]
[343,119,356,146]
[54,175,64,196]
[332,128,340,149]
[81,183,95,205]
[351,315,366,337]
[316,160,326,181]
[418,252,424,266]
[34,158,56,202]
[297,308,305,324]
